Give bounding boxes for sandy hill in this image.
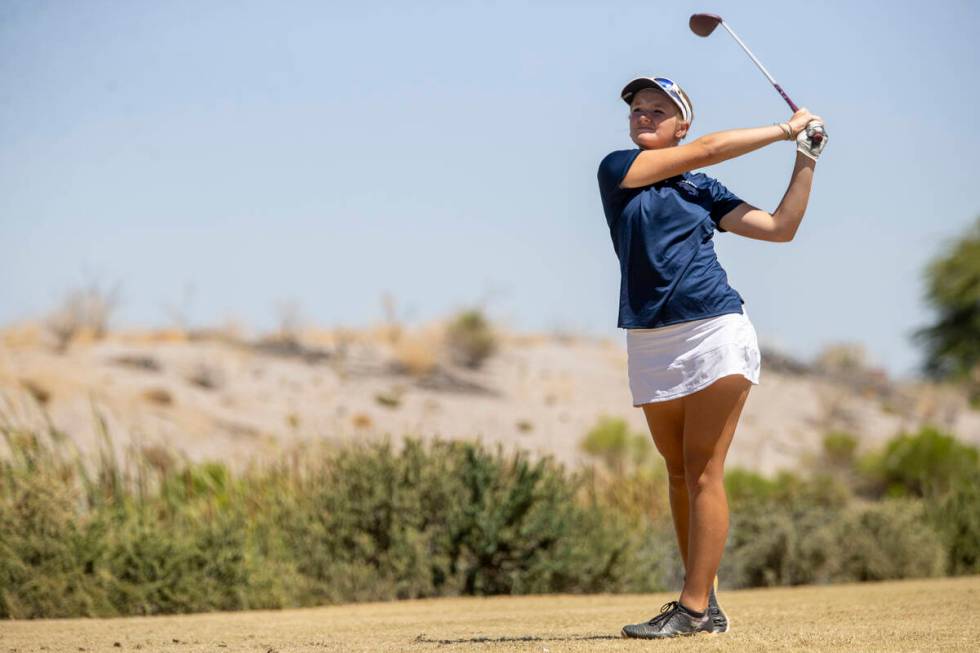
[1,322,977,476]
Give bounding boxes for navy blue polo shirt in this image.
[597,148,747,329]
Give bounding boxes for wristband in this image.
[774,122,793,140]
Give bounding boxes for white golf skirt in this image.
[627,307,761,406]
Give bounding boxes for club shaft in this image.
[772,84,799,113]
[720,21,799,112]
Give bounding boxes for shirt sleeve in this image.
[597,149,641,191]
[597,150,642,228]
[706,176,744,233]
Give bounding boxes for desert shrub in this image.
[0,425,296,618]
[583,463,671,526]
[722,429,976,588]
[837,499,946,581]
[724,467,782,504]
[722,496,946,588]
[374,389,402,409]
[0,432,113,618]
[103,511,253,614]
[722,503,841,587]
[924,468,980,575]
[445,309,497,369]
[4,412,973,618]
[821,430,858,466]
[860,425,979,498]
[580,416,653,473]
[578,417,668,523]
[277,439,666,600]
[0,420,670,618]
[721,469,850,587]
[724,467,851,510]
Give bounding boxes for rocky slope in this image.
[1,323,976,476]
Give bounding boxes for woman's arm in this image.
[771,151,816,241]
[621,108,818,189]
[717,151,816,242]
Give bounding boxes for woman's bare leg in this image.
[641,397,689,570]
[678,374,752,613]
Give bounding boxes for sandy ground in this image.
[2,576,978,652]
[1,325,977,476]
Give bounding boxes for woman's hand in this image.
[787,108,821,136]
[797,121,828,161]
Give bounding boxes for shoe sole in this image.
[711,609,731,633]
[621,622,717,639]
[711,578,731,634]
[621,630,712,640]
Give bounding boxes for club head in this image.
[690,13,723,37]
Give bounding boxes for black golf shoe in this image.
[621,600,713,639]
[708,585,730,633]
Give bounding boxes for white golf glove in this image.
[796,121,828,161]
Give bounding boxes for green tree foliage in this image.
[912,216,980,403]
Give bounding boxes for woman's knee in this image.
[684,464,725,496]
[658,449,686,490]
[659,452,686,486]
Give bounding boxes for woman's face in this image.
[629,88,688,149]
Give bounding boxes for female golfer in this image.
[597,76,826,639]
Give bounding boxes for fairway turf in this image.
[3,576,978,652]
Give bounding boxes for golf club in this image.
[690,12,824,146]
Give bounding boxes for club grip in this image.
[775,84,823,144]
[773,84,798,113]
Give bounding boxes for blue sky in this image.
[1,0,978,380]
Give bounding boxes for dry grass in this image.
[18,378,52,405]
[0,321,46,348]
[140,387,174,406]
[115,328,191,344]
[3,576,977,652]
[351,411,373,430]
[390,327,443,377]
[44,280,122,351]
